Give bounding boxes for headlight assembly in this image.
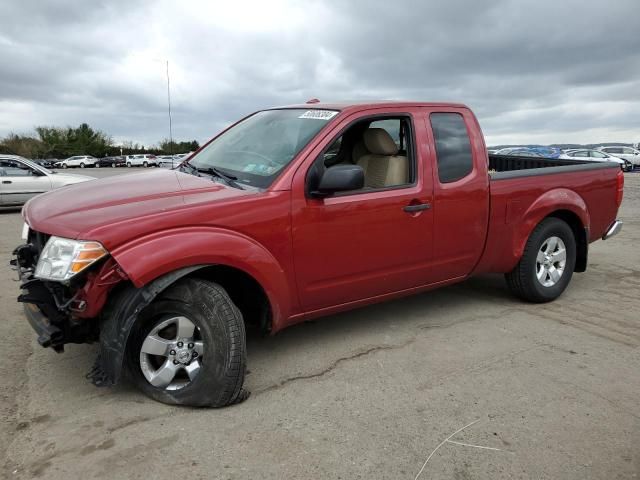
[34,236,107,282]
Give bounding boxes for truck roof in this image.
[272,100,469,112]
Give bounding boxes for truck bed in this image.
[478,154,621,276]
[488,154,618,180]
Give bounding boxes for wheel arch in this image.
[92,228,293,386]
[512,189,589,272]
[109,226,292,325]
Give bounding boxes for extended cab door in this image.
[290,108,435,311]
[423,108,490,281]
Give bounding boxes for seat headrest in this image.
[363,128,399,156]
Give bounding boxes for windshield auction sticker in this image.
[298,110,339,120]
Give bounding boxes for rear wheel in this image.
[95,163,100,168]
[505,218,576,303]
[126,278,248,407]
[111,163,117,168]
[143,161,149,168]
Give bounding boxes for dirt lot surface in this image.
[1,168,638,479]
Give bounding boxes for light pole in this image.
[166,60,173,155]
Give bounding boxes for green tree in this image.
[34,123,113,158]
[0,133,45,158]
[159,139,199,154]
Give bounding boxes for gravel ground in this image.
[1,168,638,479]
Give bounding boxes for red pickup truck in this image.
[12,101,624,407]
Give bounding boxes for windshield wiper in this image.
[196,167,244,190]
[178,162,198,174]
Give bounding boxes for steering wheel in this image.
[227,150,280,168]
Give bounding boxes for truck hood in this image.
[24,169,254,243]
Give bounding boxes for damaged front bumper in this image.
[11,243,100,352]
[21,283,65,351]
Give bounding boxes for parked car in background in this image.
[495,147,544,157]
[559,149,631,171]
[32,159,56,168]
[0,155,94,205]
[525,146,562,158]
[157,153,192,169]
[597,146,640,167]
[96,156,126,168]
[157,155,176,168]
[125,154,158,167]
[56,155,97,168]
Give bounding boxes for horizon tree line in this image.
[0,123,199,159]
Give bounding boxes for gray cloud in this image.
[1,0,639,146]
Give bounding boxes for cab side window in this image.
[430,113,473,183]
[312,116,415,193]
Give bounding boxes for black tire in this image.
[143,161,148,168]
[80,162,85,168]
[126,278,247,407]
[127,162,132,167]
[111,163,117,168]
[505,217,576,303]
[95,163,100,168]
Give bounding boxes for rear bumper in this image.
[602,220,623,240]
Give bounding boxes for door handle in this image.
[403,203,431,213]
[2,180,11,184]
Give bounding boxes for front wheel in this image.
[80,162,85,168]
[62,163,68,169]
[126,278,248,407]
[112,163,117,168]
[143,161,148,168]
[127,162,132,167]
[95,163,100,168]
[505,218,576,303]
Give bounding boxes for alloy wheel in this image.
[536,236,566,287]
[139,316,204,390]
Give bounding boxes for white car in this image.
[0,155,94,206]
[597,146,640,167]
[57,155,97,168]
[157,153,192,169]
[125,154,158,167]
[559,149,631,171]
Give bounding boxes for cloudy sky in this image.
[1,0,639,146]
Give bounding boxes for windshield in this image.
[187,109,338,188]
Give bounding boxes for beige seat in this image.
[351,140,369,165]
[357,128,408,188]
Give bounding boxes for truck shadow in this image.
[56,274,517,403]
[242,273,515,392]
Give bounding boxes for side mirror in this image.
[311,164,364,197]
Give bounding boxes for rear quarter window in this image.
[430,113,473,183]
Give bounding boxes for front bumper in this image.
[11,243,97,352]
[23,302,64,350]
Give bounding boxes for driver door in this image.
[290,109,435,312]
[0,159,52,205]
